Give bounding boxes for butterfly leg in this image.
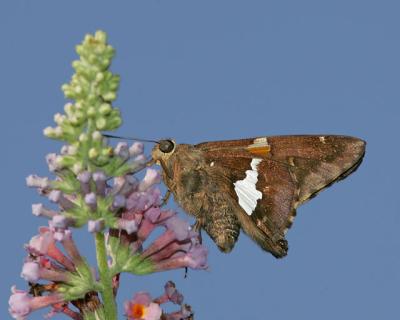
[145,158,155,167]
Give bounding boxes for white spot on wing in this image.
[210,162,215,167]
[248,137,270,149]
[234,158,263,215]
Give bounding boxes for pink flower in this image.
[128,282,193,320]
[9,286,64,320]
[21,261,70,283]
[125,292,162,320]
[26,226,81,272]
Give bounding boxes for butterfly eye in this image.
[159,139,175,153]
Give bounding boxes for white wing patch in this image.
[234,158,263,215]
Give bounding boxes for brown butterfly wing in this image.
[263,135,366,204]
[196,135,365,257]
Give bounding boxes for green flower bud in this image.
[55,155,65,166]
[54,113,66,125]
[54,126,63,137]
[106,117,122,131]
[69,116,80,126]
[75,44,84,56]
[68,145,78,155]
[61,84,74,99]
[99,103,112,115]
[95,72,104,82]
[102,91,116,101]
[43,126,55,138]
[96,155,111,166]
[95,117,107,130]
[74,85,83,94]
[46,31,122,176]
[79,133,89,142]
[88,148,99,159]
[75,110,85,121]
[72,162,83,174]
[100,58,111,70]
[87,106,96,118]
[94,30,107,43]
[101,147,113,156]
[92,131,102,141]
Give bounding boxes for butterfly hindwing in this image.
[195,135,365,257]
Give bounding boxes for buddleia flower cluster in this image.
[9,31,207,320]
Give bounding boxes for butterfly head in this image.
[152,139,176,163]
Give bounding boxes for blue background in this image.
[1,1,399,319]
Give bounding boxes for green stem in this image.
[95,232,117,319]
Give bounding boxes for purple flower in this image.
[88,219,105,233]
[126,188,161,212]
[163,215,190,241]
[162,304,193,320]
[117,219,139,234]
[46,153,62,172]
[77,171,91,194]
[113,175,139,196]
[85,192,98,212]
[113,194,127,209]
[138,169,161,192]
[51,215,69,228]
[112,181,208,273]
[48,190,74,210]
[129,142,144,157]
[20,122,208,319]
[92,171,107,196]
[152,243,208,272]
[163,281,184,305]
[31,203,57,218]
[133,154,147,165]
[26,175,50,189]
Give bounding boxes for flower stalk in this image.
[95,232,117,319]
[9,30,207,320]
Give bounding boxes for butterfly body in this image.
[151,135,365,258]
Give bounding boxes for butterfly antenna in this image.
[102,133,159,144]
